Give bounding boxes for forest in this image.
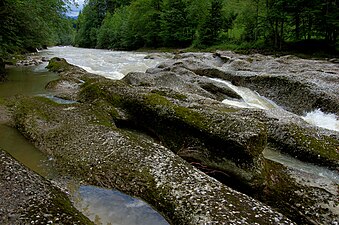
[0,0,74,58]
[74,0,339,53]
[1,0,338,57]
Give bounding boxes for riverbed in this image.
[1,46,338,224]
[0,52,170,225]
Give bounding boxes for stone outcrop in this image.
[0,149,93,225]
[172,51,339,116]
[15,55,48,67]
[12,93,293,225]
[8,57,296,225]
[4,56,338,224]
[1,52,339,224]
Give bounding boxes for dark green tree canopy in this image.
[3,0,336,54]
[0,0,75,57]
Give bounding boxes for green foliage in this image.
[197,0,224,47]
[0,0,74,57]
[160,0,193,47]
[74,0,339,52]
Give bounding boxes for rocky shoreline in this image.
[0,149,93,224]
[0,52,338,224]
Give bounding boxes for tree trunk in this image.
[280,19,284,49]
[0,58,6,82]
[295,12,300,40]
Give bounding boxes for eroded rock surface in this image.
[169,51,339,115]
[0,149,93,225]
[3,54,339,225]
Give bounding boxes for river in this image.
[0,47,169,225]
[39,46,166,79]
[1,46,338,223]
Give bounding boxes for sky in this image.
[66,0,85,17]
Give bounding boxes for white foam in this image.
[210,78,278,110]
[40,46,165,80]
[302,109,339,132]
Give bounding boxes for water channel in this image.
[0,48,169,225]
[1,46,338,223]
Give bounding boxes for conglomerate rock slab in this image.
[12,95,294,225]
[166,51,339,115]
[0,149,93,225]
[7,56,339,224]
[33,57,337,224]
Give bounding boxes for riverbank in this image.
[1,48,338,224]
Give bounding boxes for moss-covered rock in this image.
[268,122,339,169]
[77,77,269,191]
[19,56,336,224]
[46,57,72,73]
[12,95,294,225]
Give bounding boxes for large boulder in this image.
[12,96,293,225]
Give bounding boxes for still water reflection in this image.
[0,64,169,225]
[0,66,58,97]
[0,124,52,178]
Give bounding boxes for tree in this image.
[0,0,73,57]
[160,0,193,47]
[197,0,224,46]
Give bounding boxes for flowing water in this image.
[40,46,165,80]
[1,46,337,223]
[209,77,278,110]
[263,148,339,195]
[209,77,339,195]
[302,109,339,132]
[0,56,169,225]
[209,77,339,132]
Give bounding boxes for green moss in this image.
[144,93,173,107]
[14,97,55,122]
[144,93,205,129]
[0,97,6,105]
[87,100,117,128]
[79,82,105,101]
[46,57,71,72]
[47,189,94,224]
[258,159,314,225]
[79,79,128,108]
[173,105,206,129]
[284,124,339,167]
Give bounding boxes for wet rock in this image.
[15,56,44,67]
[8,59,299,224]
[187,51,339,116]
[144,53,173,60]
[8,56,339,224]
[12,95,293,225]
[265,110,339,169]
[329,58,339,63]
[0,104,12,125]
[0,149,93,225]
[45,78,83,101]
